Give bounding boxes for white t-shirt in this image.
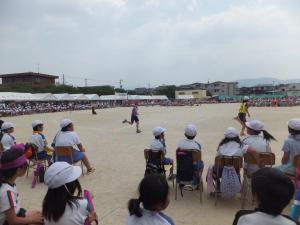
[28,133,46,152]
[44,199,89,225]
[234,211,296,225]
[217,141,246,157]
[149,139,166,154]
[54,131,81,151]
[0,183,21,225]
[1,133,16,151]
[242,135,271,173]
[177,139,201,151]
[127,209,173,225]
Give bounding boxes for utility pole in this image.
[37,63,40,74]
[119,79,123,89]
[84,78,87,87]
[62,74,65,85]
[147,83,151,95]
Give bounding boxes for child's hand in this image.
[89,211,98,224]
[27,211,43,224]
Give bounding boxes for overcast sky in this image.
[0,0,299,88]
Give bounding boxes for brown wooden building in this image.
[0,72,59,87]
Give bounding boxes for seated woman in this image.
[53,119,95,175]
[277,118,300,176]
[127,174,174,225]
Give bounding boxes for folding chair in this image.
[241,151,275,209]
[174,149,203,204]
[214,155,243,205]
[54,146,84,176]
[286,154,300,188]
[144,149,174,187]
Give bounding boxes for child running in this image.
[127,174,174,225]
[234,96,250,136]
[43,162,98,225]
[0,149,44,225]
[122,102,141,133]
[233,168,296,225]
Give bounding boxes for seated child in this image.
[43,162,98,225]
[233,167,296,225]
[278,118,300,176]
[127,174,174,225]
[0,149,43,225]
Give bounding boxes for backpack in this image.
[220,166,241,198]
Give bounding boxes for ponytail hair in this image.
[261,130,276,142]
[128,198,142,217]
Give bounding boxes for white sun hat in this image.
[44,162,82,189]
[244,96,250,101]
[152,127,166,137]
[32,120,43,128]
[245,120,264,131]
[185,124,197,137]
[60,118,73,129]
[1,122,14,131]
[224,127,239,138]
[288,118,300,131]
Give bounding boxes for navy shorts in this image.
[238,113,246,123]
[131,115,139,123]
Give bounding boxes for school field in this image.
[8,104,300,225]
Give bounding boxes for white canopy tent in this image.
[85,94,100,101]
[70,94,89,101]
[0,92,34,101]
[176,95,194,100]
[32,93,58,101]
[53,93,74,101]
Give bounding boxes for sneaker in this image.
[136,129,142,133]
[122,119,128,124]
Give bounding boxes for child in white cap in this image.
[278,118,300,175]
[149,127,174,178]
[52,119,95,174]
[28,120,52,160]
[43,162,98,225]
[242,119,276,173]
[0,122,16,151]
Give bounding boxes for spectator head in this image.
[288,118,300,136]
[246,120,276,142]
[152,127,166,139]
[184,124,197,140]
[0,149,28,182]
[1,122,14,133]
[128,174,169,217]
[60,119,73,132]
[251,168,294,216]
[32,120,44,132]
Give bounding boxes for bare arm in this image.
[5,209,43,225]
[77,143,86,152]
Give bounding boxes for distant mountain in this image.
[236,77,300,87]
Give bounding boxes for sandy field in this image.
[4,103,300,225]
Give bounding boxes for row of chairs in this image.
[144,149,283,207]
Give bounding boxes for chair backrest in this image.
[215,155,243,170]
[243,151,259,165]
[176,149,194,182]
[293,154,300,169]
[144,149,163,162]
[54,146,74,163]
[258,152,275,167]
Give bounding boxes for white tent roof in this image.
[0,92,34,101]
[32,93,57,101]
[176,95,194,100]
[70,94,89,101]
[53,93,74,101]
[152,95,168,100]
[85,94,100,100]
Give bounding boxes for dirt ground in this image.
[5,103,300,225]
